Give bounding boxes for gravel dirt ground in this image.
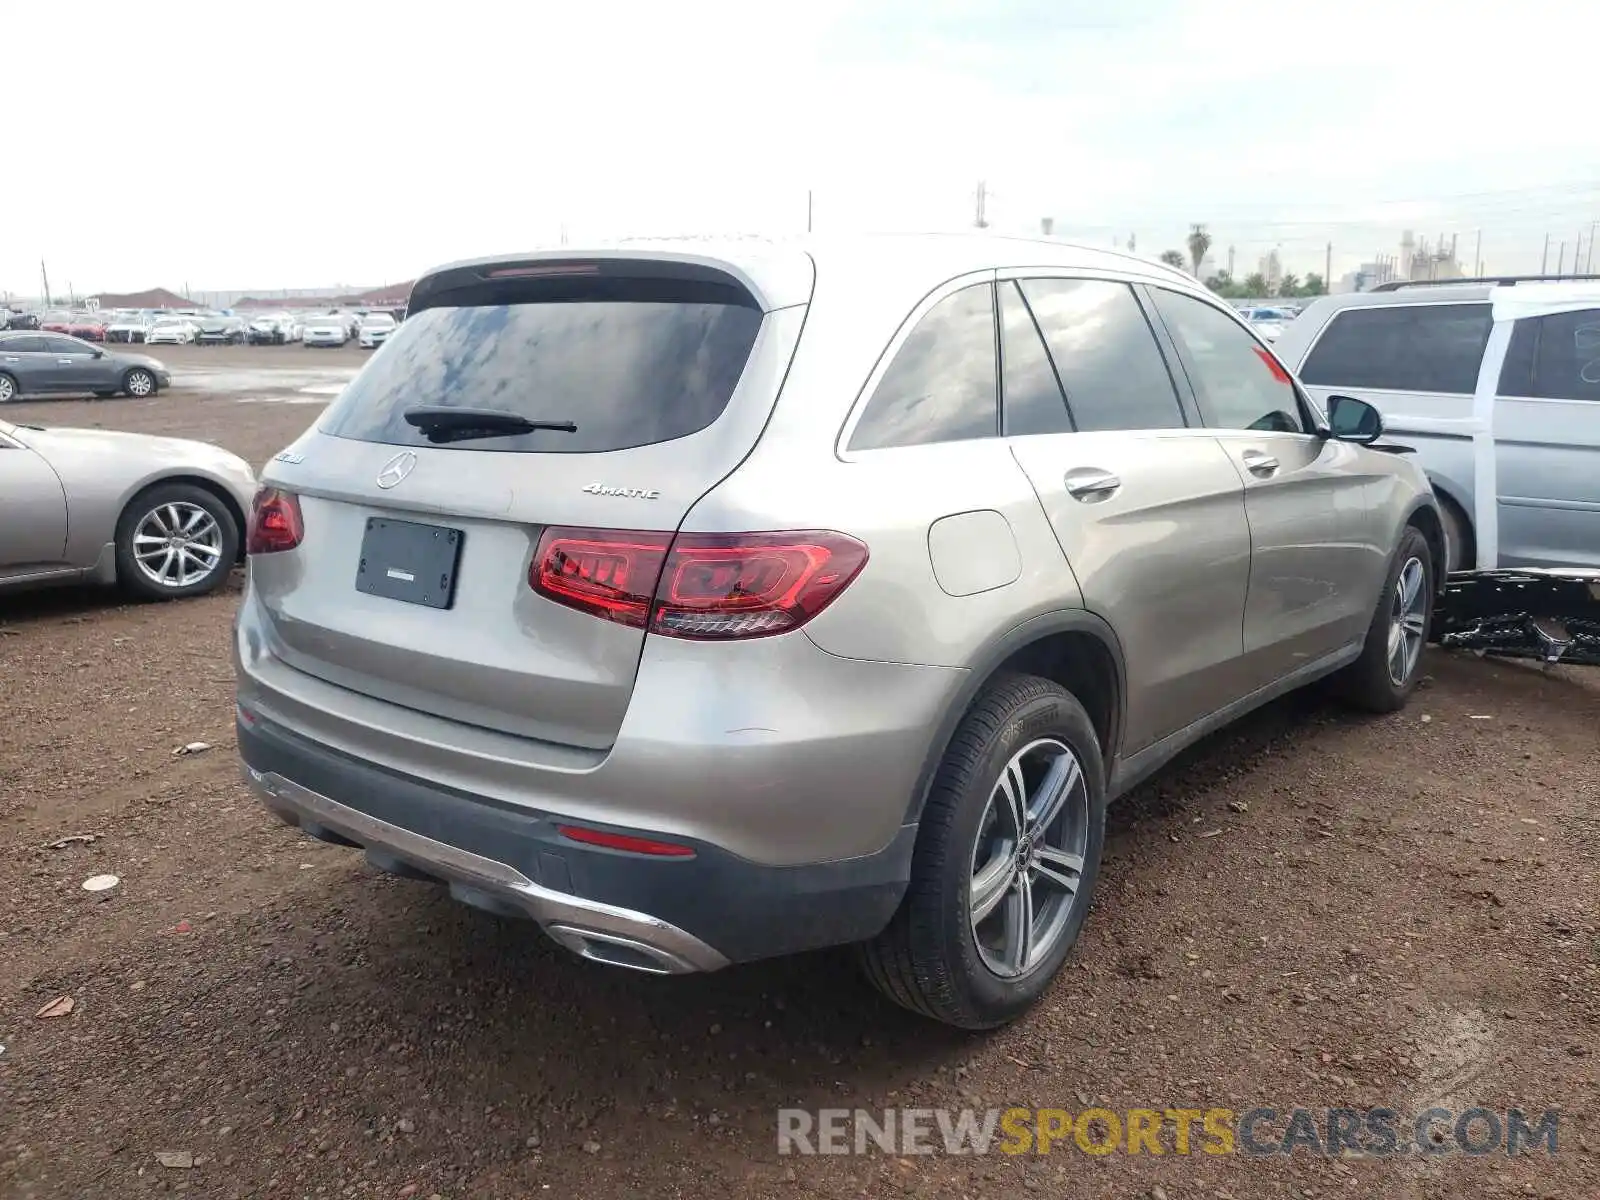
[2,349,1596,1199]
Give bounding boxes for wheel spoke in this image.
[1401,560,1423,608]
[1001,873,1034,973]
[180,506,207,534]
[970,857,1015,925]
[1402,612,1426,635]
[1031,846,1084,894]
[158,548,177,581]
[995,759,1027,837]
[1028,753,1080,833]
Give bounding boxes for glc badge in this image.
[376,451,418,489]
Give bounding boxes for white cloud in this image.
[5,0,1598,296]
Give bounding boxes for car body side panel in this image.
[1494,392,1600,569]
[1212,431,1384,680]
[8,426,257,568]
[0,438,69,570]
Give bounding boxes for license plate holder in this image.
[355,517,464,609]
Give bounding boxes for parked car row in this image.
[2,306,405,348]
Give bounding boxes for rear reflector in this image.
[557,825,696,857]
[530,528,868,640]
[245,487,304,554]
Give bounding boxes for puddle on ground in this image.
[169,367,359,394]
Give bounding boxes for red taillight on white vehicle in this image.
[530,527,868,640]
[246,487,304,554]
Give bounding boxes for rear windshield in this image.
[318,298,763,453]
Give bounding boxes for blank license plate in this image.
[355,517,464,609]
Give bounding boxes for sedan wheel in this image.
[114,483,240,600]
[124,369,156,398]
[0,373,15,403]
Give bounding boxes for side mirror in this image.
[91,348,104,358]
[1327,394,1383,444]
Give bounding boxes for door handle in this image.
[57,358,75,365]
[1241,449,1279,476]
[1064,467,1122,500]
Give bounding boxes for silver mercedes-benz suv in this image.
[236,234,1442,1029]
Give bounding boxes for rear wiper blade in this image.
[401,405,577,445]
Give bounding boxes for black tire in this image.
[122,368,157,399]
[114,482,240,601]
[859,673,1107,1029]
[0,372,17,403]
[1334,524,1434,713]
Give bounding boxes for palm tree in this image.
[1243,272,1268,296]
[1278,272,1300,297]
[1159,249,1187,270]
[1186,224,1212,277]
[1302,272,1326,296]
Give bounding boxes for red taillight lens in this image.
[530,528,672,628]
[653,531,869,639]
[530,527,868,640]
[557,825,695,857]
[245,487,304,554]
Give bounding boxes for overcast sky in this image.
[6,0,1598,297]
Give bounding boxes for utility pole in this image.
[40,259,51,306]
[1541,233,1550,274]
[1228,245,1236,276]
[806,190,813,234]
[1324,241,1332,290]
[1473,229,1482,277]
[973,181,988,229]
[1588,221,1598,273]
[1557,242,1566,275]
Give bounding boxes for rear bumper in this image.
[237,707,919,969]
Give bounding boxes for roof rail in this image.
[1370,274,1600,292]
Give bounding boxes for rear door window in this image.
[319,294,763,454]
[1020,279,1188,432]
[848,283,998,451]
[1300,303,1491,394]
[0,336,44,353]
[1500,308,1600,401]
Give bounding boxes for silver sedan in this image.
[1,417,258,600]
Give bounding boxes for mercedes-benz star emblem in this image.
[375,451,418,490]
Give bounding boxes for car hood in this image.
[12,424,250,477]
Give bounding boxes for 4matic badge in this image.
[582,483,660,500]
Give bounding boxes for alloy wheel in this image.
[969,737,1091,978]
[126,370,155,397]
[1387,556,1428,686]
[132,502,223,589]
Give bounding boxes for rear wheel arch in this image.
[903,611,1126,825]
[1421,472,1475,572]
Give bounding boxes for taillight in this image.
[245,487,304,554]
[530,528,672,628]
[530,528,868,640]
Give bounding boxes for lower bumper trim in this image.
[243,765,730,974]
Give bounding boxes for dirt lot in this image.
[2,352,1596,1199]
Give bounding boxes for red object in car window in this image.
[1253,346,1292,384]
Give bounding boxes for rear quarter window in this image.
[1300,303,1491,394]
[318,297,763,453]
